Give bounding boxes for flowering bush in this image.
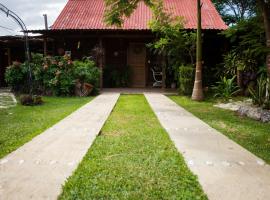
[43,55,76,96]
[5,54,100,96]
[5,61,29,92]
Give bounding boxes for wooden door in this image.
[127,43,146,88]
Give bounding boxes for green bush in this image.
[20,94,43,106]
[178,65,195,95]
[5,62,28,92]
[73,58,100,87]
[5,54,100,96]
[104,66,130,88]
[213,76,240,101]
[249,75,270,109]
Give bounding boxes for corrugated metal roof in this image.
[52,0,228,30]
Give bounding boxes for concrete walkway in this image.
[145,93,270,200]
[0,93,119,200]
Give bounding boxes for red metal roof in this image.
[52,0,228,30]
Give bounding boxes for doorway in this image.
[127,43,146,88]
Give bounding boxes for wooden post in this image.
[162,52,166,90]
[7,48,11,66]
[43,14,48,56]
[99,38,104,90]
[43,36,48,56]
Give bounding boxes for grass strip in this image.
[59,95,207,200]
[169,95,270,164]
[0,96,92,159]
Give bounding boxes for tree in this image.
[256,0,270,78]
[212,0,256,25]
[257,0,270,99]
[214,0,270,78]
[191,0,204,101]
[222,16,267,91]
[214,0,269,97]
[147,2,196,67]
[147,2,196,88]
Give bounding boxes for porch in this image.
[38,30,168,89]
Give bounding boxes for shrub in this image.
[73,58,100,87]
[5,54,100,96]
[104,66,130,88]
[249,75,270,109]
[213,76,240,101]
[33,95,43,105]
[5,62,28,92]
[45,56,75,96]
[31,53,46,93]
[20,94,34,105]
[20,95,43,106]
[178,65,195,95]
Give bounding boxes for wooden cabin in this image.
[30,0,227,88]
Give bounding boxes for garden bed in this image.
[214,99,270,123]
[59,95,207,200]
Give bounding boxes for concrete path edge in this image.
[0,93,120,200]
[145,93,270,200]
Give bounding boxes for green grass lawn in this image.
[169,95,270,164]
[59,95,207,200]
[0,96,92,159]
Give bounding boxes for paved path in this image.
[0,93,119,200]
[145,93,270,200]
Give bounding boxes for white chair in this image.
[151,68,163,87]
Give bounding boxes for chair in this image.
[151,67,163,87]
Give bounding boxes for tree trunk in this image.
[257,0,270,77]
[192,0,204,101]
[237,70,243,89]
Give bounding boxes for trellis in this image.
[0,3,32,93]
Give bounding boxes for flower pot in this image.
[75,81,94,97]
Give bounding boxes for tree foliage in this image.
[104,0,154,26]
[212,0,257,24]
[147,1,196,66]
[223,16,268,66]
[219,16,269,92]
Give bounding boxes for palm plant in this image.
[249,74,270,108]
[213,76,240,101]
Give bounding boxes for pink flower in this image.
[58,62,64,67]
[52,60,57,65]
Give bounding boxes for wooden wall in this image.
[35,30,226,88]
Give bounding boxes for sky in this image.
[0,0,68,36]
